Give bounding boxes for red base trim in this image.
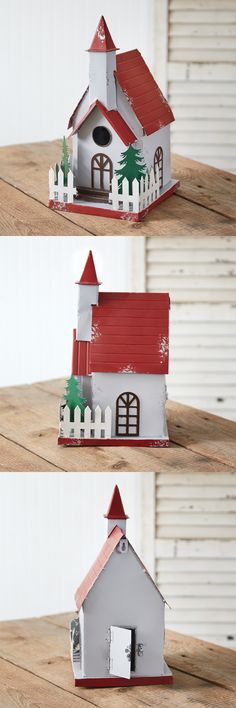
[58,437,169,447]
[49,182,179,222]
[75,675,173,688]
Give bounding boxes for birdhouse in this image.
[70,485,173,687]
[49,16,179,221]
[58,251,170,447]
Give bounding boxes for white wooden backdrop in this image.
[154,471,236,649]
[154,0,236,172]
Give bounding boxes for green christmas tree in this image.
[115,144,147,194]
[63,376,86,422]
[61,136,71,186]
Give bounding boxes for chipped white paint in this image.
[49,167,76,203]
[109,168,160,214]
[89,51,117,110]
[59,404,112,439]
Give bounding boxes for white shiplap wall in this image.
[146,236,236,421]
[155,472,236,648]
[154,0,236,172]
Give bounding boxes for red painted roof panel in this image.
[90,293,169,375]
[116,50,174,135]
[75,525,124,611]
[73,292,169,376]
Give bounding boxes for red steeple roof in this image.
[88,16,118,53]
[104,485,129,520]
[76,251,101,286]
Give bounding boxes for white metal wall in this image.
[154,0,236,172]
[155,471,236,648]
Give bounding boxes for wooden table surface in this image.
[0,612,235,707]
[0,140,236,236]
[0,378,236,472]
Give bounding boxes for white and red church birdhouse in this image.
[59,251,170,447]
[49,16,179,222]
[70,485,172,687]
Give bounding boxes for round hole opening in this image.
[93,126,112,147]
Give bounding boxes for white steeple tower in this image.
[75,251,100,341]
[88,16,118,111]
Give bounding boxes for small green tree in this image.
[61,136,71,186]
[64,376,86,422]
[115,144,147,194]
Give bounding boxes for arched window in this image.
[91,153,113,191]
[154,146,163,189]
[116,392,140,437]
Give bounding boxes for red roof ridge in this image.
[88,16,119,53]
[104,485,129,520]
[76,251,101,286]
[75,525,124,611]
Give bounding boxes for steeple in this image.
[75,251,100,342]
[88,17,118,110]
[104,485,129,536]
[76,251,101,286]
[88,16,118,53]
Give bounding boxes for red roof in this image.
[75,525,123,611]
[76,251,101,285]
[71,99,136,145]
[116,50,174,135]
[88,16,118,53]
[104,486,129,520]
[72,292,169,376]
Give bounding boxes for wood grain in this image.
[0,379,235,472]
[0,614,235,708]
[0,435,61,472]
[0,140,235,236]
[0,180,89,236]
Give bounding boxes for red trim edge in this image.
[58,437,169,447]
[49,181,180,222]
[75,675,173,688]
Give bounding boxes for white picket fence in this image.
[109,167,160,213]
[59,405,112,439]
[49,167,76,203]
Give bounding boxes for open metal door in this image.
[109,626,131,679]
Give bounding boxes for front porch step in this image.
[76,187,109,203]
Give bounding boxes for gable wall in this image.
[83,541,165,678]
[91,372,168,439]
[75,108,129,189]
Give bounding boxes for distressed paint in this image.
[91,372,168,439]
[89,51,117,110]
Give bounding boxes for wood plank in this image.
[0,140,235,235]
[0,659,92,708]
[0,613,235,705]
[0,435,61,472]
[0,379,235,473]
[0,180,89,236]
[172,154,236,220]
[167,400,236,468]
